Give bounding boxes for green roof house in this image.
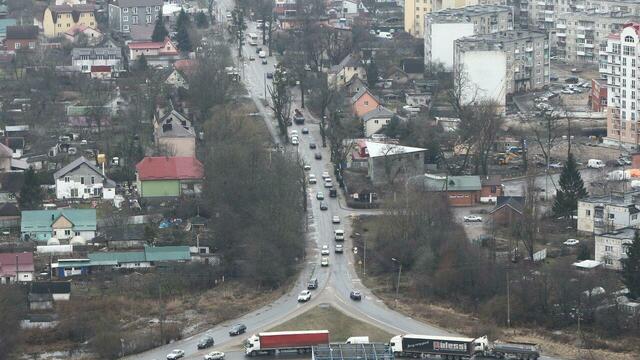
[88,246,191,269]
[21,209,97,242]
[409,174,482,207]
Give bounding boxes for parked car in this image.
[321,257,329,266]
[549,162,563,169]
[565,76,580,84]
[324,180,333,188]
[297,290,312,302]
[291,137,299,145]
[307,278,318,290]
[229,324,247,336]
[205,351,225,360]
[167,349,185,360]
[329,189,337,198]
[261,58,268,65]
[315,153,322,160]
[321,245,330,255]
[350,290,362,301]
[302,127,309,134]
[335,244,343,253]
[320,202,328,210]
[197,336,215,349]
[588,159,605,168]
[322,171,330,179]
[564,239,580,246]
[256,47,262,54]
[332,215,340,224]
[309,143,317,149]
[266,72,273,79]
[309,174,317,184]
[249,55,255,61]
[316,192,324,200]
[303,164,311,171]
[463,215,482,222]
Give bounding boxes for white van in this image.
[587,159,605,169]
[346,336,370,344]
[334,229,344,241]
[258,50,266,58]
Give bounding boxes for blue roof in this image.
[0,19,17,37]
[21,209,97,233]
[88,246,191,264]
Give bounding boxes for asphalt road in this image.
[126,7,559,360]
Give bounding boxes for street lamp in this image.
[391,257,402,308]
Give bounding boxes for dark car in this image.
[309,143,317,149]
[315,153,322,160]
[229,324,246,336]
[197,336,215,349]
[302,127,309,134]
[307,278,318,290]
[565,76,579,84]
[350,290,362,301]
[320,202,328,210]
[266,72,273,79]
[261,58,268,65]
[256,47,262,54]
[329,189,337,198]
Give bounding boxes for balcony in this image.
[556,32,566,37]
[537,1,546,5]
[577,33,586,39]
[545,17,554,22]
[584,43,595,48]
[577,25,594,31]
[526,47,534,52]
[557,23,567,29]
[577,50,586,56]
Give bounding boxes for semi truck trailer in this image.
[245,330,330,356]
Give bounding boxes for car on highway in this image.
[262,58,268,65]
[297,289,312,302]
[324,179,333,188]
[549,162,563,169]
[350,290,362,301]
[316,191,324,200]
[229,324,247,336]
[197,336,215,349]
[321,257,329,266]
[307,278,318,289]
[315,153,322,160]
[309,174,317,184]
[334,229,344,241]
[335,244,343,253]
[322,171,330,179]
[167,349,185,359]
[463,215,482,222]
[309,143,317,149]
[303,164,311,171]
[266,72,273,79]
[205,351,225,360]
[320,201,328,210]
[332,215,340,224]
[249,55,255,61]
[256,47,262,54]
[302,127,309,134]
[564,239,580,246]
[321,245,330,255]
[291,137,299,145]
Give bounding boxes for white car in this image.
[332,215,340,224]
[309,174,317,184]
[322,171,330,180]
[316,191,324,200]
[167,349,185,360]
[297,289,311,302]
[205,351,225,360]
[324,180,333,188]
[290,130,298,137]
[321,257,329,267]
[463,215,482,222]
[303,164,311,171]
[291,137,299,145]
[564,239,580,246]
[321,245,330,255]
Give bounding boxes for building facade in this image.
[135,156,204,198]
[366,142,426,185]
[595,227,633,270]
[577,191,640,234]
[591,78,608,112]
[153,108,196,157]
[454,30,549,107]
[71,47,123,73]
[405,0,491,38]
[21,209,97,242]
[108,0,162,33]
[43,4,96,38]
[54,156,116,200]
[4,26,38,52]
[424,5,514,69]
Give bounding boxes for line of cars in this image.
[165,323,250,360]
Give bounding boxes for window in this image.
[605,258,613,265]
[123,7,129,13]
[123,15,128,22]
[132,15,138,24]
[605,245,613,252]
[70,188,78,197]
[14,42,20,50]
[623,45,635,56]
[64,230,71,236]
[609,213,615,219]
[146,14,152,23]
[146,6,152,13]
[64,176,70,182]
[491,185,497,194]
[132,7,137,14]
[91,176,95,184]
[364,101,368,105]
[84,188,90,194]
[155,6,160,11]
[28,42,35,49]
[123,25,129,31]
[633,214,638,220]
[625,35,635,43]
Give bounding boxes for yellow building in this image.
[404,0,483,38]
[43,4,96,38]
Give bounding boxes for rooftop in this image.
[71,47,122,58]
[88,245,191,264]
[428,4,512,23]
[136,156,204,181]
[21,209,97,233]
[361,106,395,122]
[0,252,35,276]
[597,227,637,240]
[580,190,640,207]
[6,25,39,40]
[410,174,482,192]
[114,0,163,7]
[155,109,195,138]
[365,141,425,158]
[456,30,547,52]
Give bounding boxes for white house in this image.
[362,106,396,138]
[71,47,123,73]
[577,191,640,234]
[54,156,116,200]
[595,227,634,270]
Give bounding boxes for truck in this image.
[245,330,329,356]
[390,335,540,360]
[345,336,369,344]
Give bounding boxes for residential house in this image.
[43,4,96,38]
[405,92,430,108]
[54,156,116,200]
[577,191,640,234]
[108,0,163,33]
[400,58,424,80]
[595,227,634,270]
[0,19,17,41]
[0,252,34,283]
[153,108,196,157]
[28,281,70,310]
[21,209,97,242]
[435,117,460,132]
[71,47,124,73]
[344,75,367,96]
[51,259,94,278]
[366,141,426,185]
[66,104,116,129]
[351,87,381,118]
[63,24,103,45]
[164,68,189,89]
[0,172,24,203]
[480,175,503,203]
[328,53,366,87]
[385,66,410,86]
[135,156,204,198]
[412,174,482,207]
[88,245,191,269]
[362,106,395,137]
[0,203,20,228]
[0,142,12,171]
[130,24,154,41]
[4,26,39,52]
[127,37,180,67]
[489,196,524,226]
[0,5,7,19]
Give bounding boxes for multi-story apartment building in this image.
[595,227,633,270]
[556,10,637,63]
[42,4,95,38]
[577,190,640,234]
[526,0,640,31]
[454,30,549,107]
[600,22,640,146]
[108,0,163,34]
[424,5,513,69]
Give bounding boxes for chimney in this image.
[162,123,172,133]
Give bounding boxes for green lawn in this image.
[269,305,392,343]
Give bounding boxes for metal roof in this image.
[21,209,97,232]
[312,343,393,360]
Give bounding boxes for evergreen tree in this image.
[151,10,168,42]
[552,152,587,219]
[621,230,640,298]
[175,9,193,52]
[19,167,43,210]
[195,11,209,29]
[135,53,148,72]
[365,61,378,88]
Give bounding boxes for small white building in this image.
[71,47,123,73]
[54,156,116,200]
[595,227,634,270]
[362,106,396,138]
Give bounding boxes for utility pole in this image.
[506,268,511,328]
[392,258,402,308]
[363,235,366,277]
[159,283,165,345]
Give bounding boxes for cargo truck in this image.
[390,335,540,360]
[245,330,329,356]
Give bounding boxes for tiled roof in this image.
[361,106,394,122]
[135,156,204,180]
[0,252,35,276]
[350,87,381,105]
[6,25,38,40]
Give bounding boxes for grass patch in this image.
[270,305,392,343]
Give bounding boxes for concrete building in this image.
[424,5,514,69]
[71,47,123,73]
[601,23,640,146]
[42,4,95,38]
[595,227,634,270]
[524,0,640,32]
[454,30,549,107]
[21,209,97,242]
[556,10,637,64]
[365,141,426,185]
[405,0,495,38]
[577,190,640,234]
[108,0,163,34]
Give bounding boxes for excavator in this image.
[496,152,520,165]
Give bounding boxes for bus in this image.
[248,33,258,46]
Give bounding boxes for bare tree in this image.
[456,101,504,175]
[269,65,292,141]
[519,170,540,261]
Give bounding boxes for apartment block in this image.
[556,10,637,63]
[600,22,640,146]
[108,0,162,34]
[577,190,640,234]
[424,5,514,69]
[526,0,640,31]
[454,30,549,107]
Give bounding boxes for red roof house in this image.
[135,157,204,198]
[0,252,35,283]
[128,37,179,62]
